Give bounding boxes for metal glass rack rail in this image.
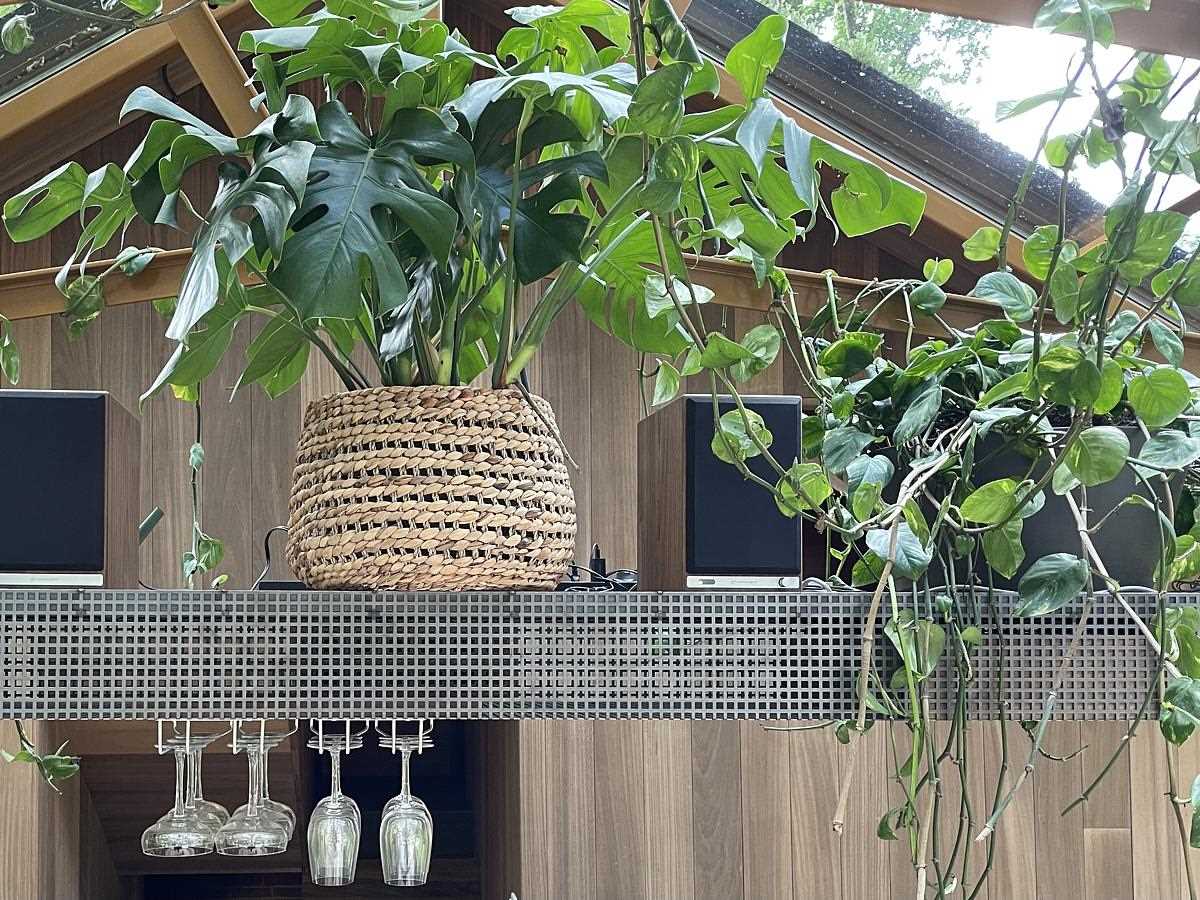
[0,589,1170,721]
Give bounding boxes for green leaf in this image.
[269,103,462,326]
[822,426,874,473]
[811,139,925,237]
[818,331,883,378]
[973,271,1036,322]
[1015,553,1089,616]
[644,275,713,319]
[962,479,1021,524]
[699,332,752,368]
[645,0,701,64]
[775,462,832,516]
[910,281,947,315]
[1162,676,1200,745]
[1134,429,1200,473]
[1095,358,1125,415]
[731,324,780,383]
[852,552,886,586]
[235,313,310,398]
[1119,211,1188,283]
[652,361,680,407]
[118,0,160,16]
[1148,320,1184,367]
[866,522,931,580]
[3,162,87,242]
[885,610,946,679]
[711,408,772,464]
[628,62,691,137]
[725,14,787,101]
[0,13,32,54]
[963,226,1001,262]
[996,87,1079,121]
[982,518,1024,579]
[979,371,1030,408]
[893,380,941,444]
[1129,367,1192,428]
[923,258,953,286]
[846,454,894,494]
[1064,426,1129,486]
[0,316,19,385]
[63,276,104,339]
[1022,225,1072,281]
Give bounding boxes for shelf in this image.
[0,588,1168,721]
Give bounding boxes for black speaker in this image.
[0,390,139,587]
[638,394,822,590]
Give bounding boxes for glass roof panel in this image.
[0,1,136,105]
[685,0,1199,248]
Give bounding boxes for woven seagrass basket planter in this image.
[285,385,577,591]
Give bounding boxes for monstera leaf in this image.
[167,143,313,341]
[269,102,470,321]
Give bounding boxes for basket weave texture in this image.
[286,386,577,590]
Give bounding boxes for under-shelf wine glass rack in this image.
[0,588,1171,721]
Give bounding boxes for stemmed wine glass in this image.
[229,721,296,838]
[378,720,435,887]
[216,721,290,856]
[142,722,229,857]
[307,721,367,887]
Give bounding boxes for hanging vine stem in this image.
[832,520,899,835]
[25,0,209,28]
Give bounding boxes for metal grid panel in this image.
[0,589,1174,720]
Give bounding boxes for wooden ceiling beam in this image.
[859,0,1200,59]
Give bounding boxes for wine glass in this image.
[183,727,230,827]
[378,721,435,887]
[142,725,222,857]
[307,722,366,887]
[216,723,289,857]
[230,721,296,838]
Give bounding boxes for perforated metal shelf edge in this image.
[0,589,1171,721]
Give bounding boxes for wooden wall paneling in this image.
[739,723,793,899]
[40,726,82,900]
[689,721,744,900]
[978,721,1037,899]
[839,726,891,900]
[3,316,50,389]
[1130,731,1182,899]
[642,721,694,900]
[586,328,640,570]
[78,776,123,900]
[1033,722,1086,899]
[787,724,842,899]
[515,719,598,900]
[479,722,523,900]
[961,721,994,900]
[537,298,593,558]
[1081,721,1134,899]
[517,721,553,900]
[592,721,648,900]
[0,722,42,900]
[1176,729,1200,897]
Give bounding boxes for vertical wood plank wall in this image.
[2,23,1197,900]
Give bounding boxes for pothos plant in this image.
[626,1,1200,896]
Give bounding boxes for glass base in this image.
[217,844,287,857]
[142,844,211,858]
[384,876,428,887]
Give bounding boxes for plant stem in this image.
[832,521,899,835]
[493,96,535,388]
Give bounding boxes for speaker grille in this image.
[0,589,1165,720]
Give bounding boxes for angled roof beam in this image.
[859,0,1199,60]
[163,0,264,134]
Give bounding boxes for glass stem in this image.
[330,749,343,799]
[172,750,187,817]
[188,749,202,805]
[260,746,270,801]
[401,749,412,799]
[247,749,261,815]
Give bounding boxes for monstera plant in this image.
[2,0,917,591]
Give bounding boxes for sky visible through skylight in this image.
[775,2,1199,249]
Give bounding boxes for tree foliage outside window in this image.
[761,0,992,115]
